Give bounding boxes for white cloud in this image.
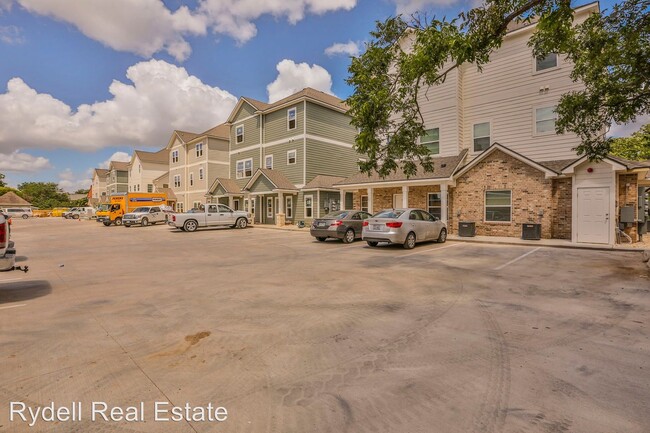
[58,168,91,193]
[15,0,207,61]
[267,59,334,103]
[0,0,12,11]
[609,114,650,138]
[0,25,24,44]
[0,59,238,154]
[389,0,461,15]
[99,152,131,169]
[199,0,357,44]
[325,40,361,57]
[0,150,51,172]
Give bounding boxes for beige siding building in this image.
[106,161,129,195]
[127,149,169,194]
[90,169,109,206]
[337,2,650,246]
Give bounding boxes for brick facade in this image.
[551,178,572,239]
[617,173,639,241]
[352,185,442,212]
[450,150,554,238]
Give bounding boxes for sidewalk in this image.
[250,223,647,252]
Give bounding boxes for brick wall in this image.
[352,185,442,212]
[551,178,572,239]
[617,173,639,241]
[450,150,554,238]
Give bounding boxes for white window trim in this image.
[235,124,244,144]
[265,154,273,169]
[171,150,179,163]
[196,142,204,158]
[304,194,314,218]
[532,53,560,75]
[199,168,204,180]
[287,149,297,165]
[189,172,194,186]
[420,127,440,155]
[533,105,558,136]
[287,107,297,131]
[267,197,274,218]
[484,190,512,223]
[361,195,369,212]
[427,192,442,217]
[236,158,253,179]
[286,196,293,218]
[472,121,491,154]
[173,175,181,188]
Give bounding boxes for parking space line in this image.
[0,278,23,284]
[494,247,542,270]
[401,242,464,257]
[0,303,27,310]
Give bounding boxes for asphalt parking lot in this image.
[1,218,649,433]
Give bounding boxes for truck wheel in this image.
[124,223,131,227]
[22,214,29,219]
[72,214,79,220]
[141,218,149,227]
[114,218,123,226]
[236,217,247,229]
[103,221,111,227]
[184,220,198,232]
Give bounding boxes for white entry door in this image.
[577,187,610,244]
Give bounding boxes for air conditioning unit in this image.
[458,221,476,237]
[522,223,541,240]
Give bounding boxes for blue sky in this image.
[0,0,626,191]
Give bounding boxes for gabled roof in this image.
[336,150,468,187]
[133,149,169,165]
[243,169,298,192]
[227,87,348,123]
[208,177,242,195]
[454,143,557,179]
[152,171,169,184]
[93,168,109,178]
[109,161,129,172]
[537,158,580,173]
[176,130,200,143]
[0,191,32,206]
[156,188,177,201]
[560,154,650,174]
[200,123,230,140]
[303,175,348,190]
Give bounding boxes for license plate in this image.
[372,224,382,231]
[318,222,327,227]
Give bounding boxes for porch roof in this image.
[303,175,347,191]
[243,169,298,193]
[209,177,242,195]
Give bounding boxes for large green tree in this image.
[347,0,650,177]
[610,124,650,160]
[0,172,5,188]
[17,182,71,209]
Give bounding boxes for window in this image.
[176,202,184,212]
[535,106,557,134]
[304,195,313,218]
[236,158,253,179]
[265,154,273,169]
[217,204,231,212]
[427,193,442,220]
[208,204,218,213]
[485,190,512,222]
[147,184,153,193]
[236,125,244,143]
[473,122,491,152]
[233,199,240,211]
[535,53,558,72]
[361,195,368,212]
[267,197,274,218]
[138,164,141,173]
[244,199,249,212]
[189,173,194,186]
[421,128,440,155]
[173,175,181,188]
[199,168,204,180]
[172,150,179,163]
[286,196,293,218]
[196,142,203,157]
[192,201,202,209]
[287,107,297,130]
[287,149,297,165]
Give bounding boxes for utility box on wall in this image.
[458,222,476,237]
[522,223,542,240]
[620,206,635,224]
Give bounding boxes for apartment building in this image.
[165,124,230,212]
[106,161,129,195]
[207,88,360,225]
[127,149,169,194]
[336,2,649,245]
[89,168,109,206]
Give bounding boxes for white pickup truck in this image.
[169,204,250,232]
[0,212,16,271]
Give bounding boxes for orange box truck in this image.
[97,193,166,226]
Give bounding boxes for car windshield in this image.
[323,211,349,219]
[373,210,405,219]
[132,207,149,213]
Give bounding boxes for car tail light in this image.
[0,222,6,247]
[362,221,369,227]
[386,221,403,228]
[331,220,343,226]
[172,215,176,222]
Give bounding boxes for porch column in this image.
[441,183,448,224]
[402,185,409,208]
[340,190,346,211]
[278,192,284,213]
[367,187,374,214]
[277,192,285,226]
[228,196,234,208]
[317,190,321,218]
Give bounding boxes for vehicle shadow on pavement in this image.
[15,256,28,263]
[0,280,52,304]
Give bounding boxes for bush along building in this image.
[336,2,650,246]
[207,88,360,225]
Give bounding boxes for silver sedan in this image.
[362,208,447,249]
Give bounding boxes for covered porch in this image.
[243,169,299,226]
